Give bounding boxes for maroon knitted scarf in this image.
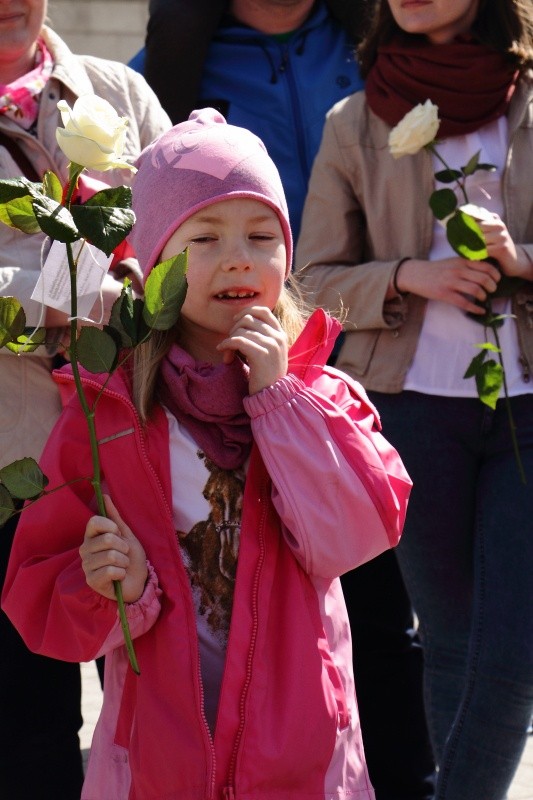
[158,345,252,470]
[365,35,519,138]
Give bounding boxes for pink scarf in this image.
[158,345,252,469]
[0,38,54,129]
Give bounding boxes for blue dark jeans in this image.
[369,390,533,800]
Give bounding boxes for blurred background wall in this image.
[48,0,147,63]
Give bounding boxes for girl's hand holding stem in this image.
[80,495,148,603]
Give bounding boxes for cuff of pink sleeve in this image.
[244,374,306,418]
[124,561,162,618]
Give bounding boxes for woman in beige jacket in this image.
[296,1,533,798]
[0,3,170,797]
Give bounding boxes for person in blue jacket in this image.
[129,0,367,242]
[129,2,436,797]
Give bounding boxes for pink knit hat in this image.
[130,108,293,281]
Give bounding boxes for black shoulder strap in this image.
[0,129,41,183]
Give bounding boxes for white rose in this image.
[388,100,440,159]
[56,95,135,172]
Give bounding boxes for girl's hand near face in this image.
[217,305,289,394]
[80,495,148,603]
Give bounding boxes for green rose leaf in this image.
[477,341,500,354]
[0,177,40,203]
[446,210,488,260]
[77,326,118,373]
[120,293,150,346]
[0,457,49,500]
[0,195,41,234]
[5,326,47,354]
[84,186,133,210]
[463,345,503,409]
[0,297,26,347]
[0,485,15,526]
[42,171,64,203]
[71,204,135,256]
[461,150,481,177]
[429,188,457,220]
[107,283,150,347]
[107,284,134,348]
[475,359,503,409]
[33,196,80,243]
[143,251,188,331]
[464,349,487,379]
[434,168,463,184]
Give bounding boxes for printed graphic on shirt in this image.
[177,451,245,647]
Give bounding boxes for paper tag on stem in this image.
[31,239,112,319]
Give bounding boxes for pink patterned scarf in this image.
[0,38,54,129]
[158,345,252,469]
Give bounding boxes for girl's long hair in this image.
[358,0,533,77]
[132,276,310,422]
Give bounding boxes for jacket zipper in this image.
[278,41,309,187]
[127,389,218,797]
[120,387,218,797]
[199,655,218,799]
[224,474,268,797]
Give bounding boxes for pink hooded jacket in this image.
[2,309,411,800]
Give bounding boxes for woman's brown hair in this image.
[358,0,533,77]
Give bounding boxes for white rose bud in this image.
[55,95,136,172]
[388,100,440,159]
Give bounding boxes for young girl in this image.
[296,1,533,798]
[2,108,411,800]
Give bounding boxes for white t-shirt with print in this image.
[165,408,246,733]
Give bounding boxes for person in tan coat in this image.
[296,1,533,798]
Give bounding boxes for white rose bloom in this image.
[55,95,135,172]
[388,100,440,159]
